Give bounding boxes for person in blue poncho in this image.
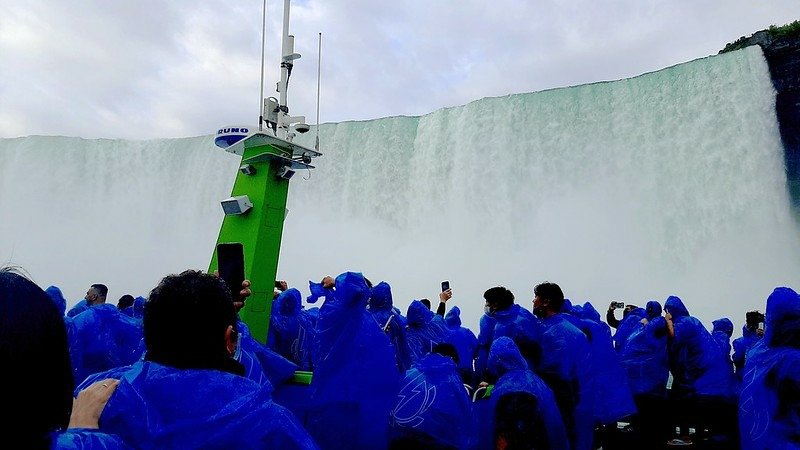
[1,267,126,449]
[732,310,764,384]
[617,300,671,447]
[405,299,452,365]
[476,286,542,385]
[573,301,637,447]
[368,281,412,372]
[443,306,478,385]
[389,342,476,449]
[267,287,317,371]
[664,295,738,446]
[532,282,594,450]
[475,336,568,450]
[611,304,646,353]
[738,286,800,450]
[75,269,318,449]
[712,317,735,375]
[306,272,400,450]
[69,285,144,388]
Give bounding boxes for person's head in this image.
[144,270,241,374]
[484,286,515,315]
[85,283,108,306]
[532,282,564,318]
[432,342,460,365]
[117,294,135,310]
[419,298,432,310]
[745,310,765,332]
[624,304,640,317]
[0,267,74,445]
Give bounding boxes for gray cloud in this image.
[1,0,796,139]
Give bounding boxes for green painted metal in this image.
[209,138,293,344]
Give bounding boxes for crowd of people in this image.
[3,264,799,449]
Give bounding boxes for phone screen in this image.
[217,243,245,300]
[441,280,450,292]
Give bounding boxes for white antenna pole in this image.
[258,0,267,131]
[315,32,321,151]
[276,0,293,139]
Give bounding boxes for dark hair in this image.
[432,342,460,365]
[484,286,515,310]
[534,282,564,312]
[144,270,240,373]
[745,310,765,330]
[91,283,109,299]
[0,267,74,446]
[420,298,431,310]
[117,294,135,309]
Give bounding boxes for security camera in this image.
[277,166,296,180]
[294,123,310,134]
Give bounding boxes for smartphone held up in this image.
[217,242,245,300]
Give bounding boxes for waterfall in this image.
[2,45,797,332]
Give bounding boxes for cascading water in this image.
[1,46,798,332]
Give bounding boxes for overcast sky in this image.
[1,1,796,140]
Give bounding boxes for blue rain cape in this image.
[712,317,735,373]
[405,300,452,365]
[389,353,477,449]
[121,296,145,321]
[46,285,67,316]
[368,281,412,372]
[67,299,89,318]
[475,336,568,450]
[236,319,297,387]
[664,296,736,399]
[53,430,129,449]
[738,287,800,450]
[444,306,478,376]
[536,313,595,450]
[618,315,670,397]
[69,304,144,387]
[732,324,762,383]
[75,360,318,449]
[612,307,646,352]
[267,288,316,371]
[476,303,541,383]
[306,272,400,450]
[575,302,637,424]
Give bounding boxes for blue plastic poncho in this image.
[664,296,736,399]
[475,336,568,450]
[732,324,761,383]
[712,317,735,373]
[46,285,67,316]
[406,300,452,365]
[389,353,476,448]
[739,287,800,450]
[536,312,594,450]
[444,306,478,378]
[576,302,637,425]
[612,307,646,353]
[618,315,670,397]
[69,304,144,387]
[267,288,316,371]
[54,429,129,449]
[368,281,412,372]
[67,299,89,318]
[121,296,145,320]
[306,272,400,450]
[645,300,662,320]
[75,360,318,449]
[476,304,541,383]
